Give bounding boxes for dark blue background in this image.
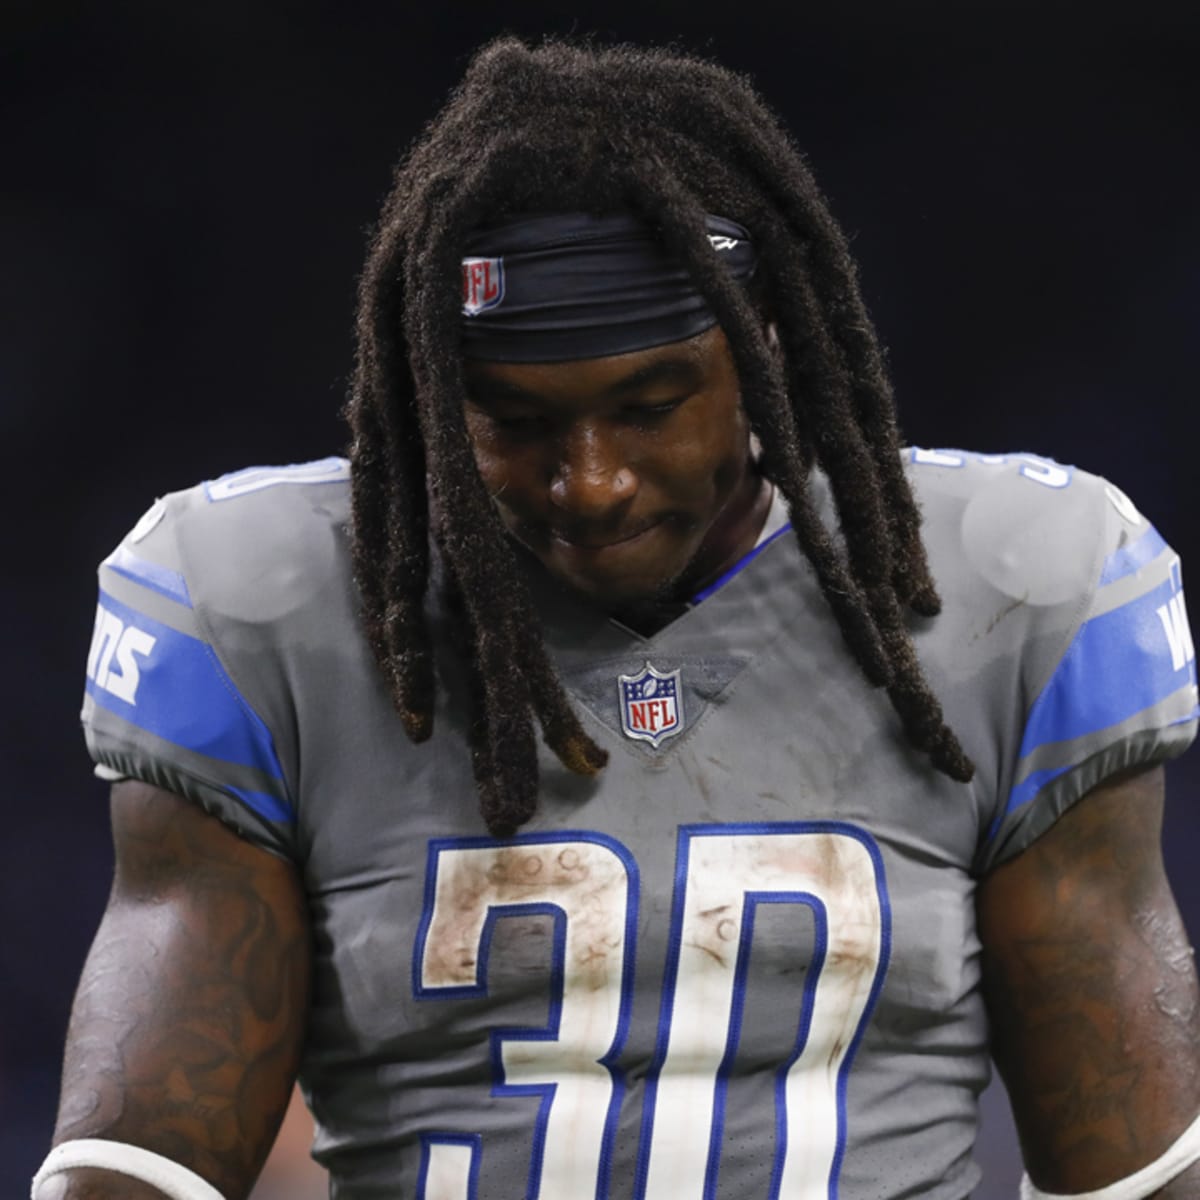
[4,2,1197,1194]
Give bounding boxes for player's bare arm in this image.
[42,780,310,1200]
[978,765,1200,1196]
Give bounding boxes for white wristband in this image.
[1020,1108,1200,1200]
[32,1139,226,1200]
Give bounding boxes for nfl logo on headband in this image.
[618,662,684,747]
[462,256,505,316]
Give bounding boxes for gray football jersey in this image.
[80,450,1198,1200]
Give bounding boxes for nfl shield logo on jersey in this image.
[461,256,505,315]
[618,662,684,747]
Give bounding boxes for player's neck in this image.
[611,470,775,635]
[677,468,775,598]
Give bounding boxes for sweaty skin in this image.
[463,324,774,616]
[978,765,1200,1196]
[48,782,309,1200]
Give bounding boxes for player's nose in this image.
[548,424,637,518]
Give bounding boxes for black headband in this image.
[460,211,757,362]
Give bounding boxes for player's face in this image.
[463,325,764,607]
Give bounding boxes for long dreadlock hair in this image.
[346,36,975,837]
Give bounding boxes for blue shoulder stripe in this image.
[1098,525,1168,586]
[1017,573,1195,760]
[86,589,293,818]
[104,544,192,608]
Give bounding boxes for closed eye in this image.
[623,397,687,423]
[485,411,551,435]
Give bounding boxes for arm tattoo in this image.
[979,768,1200,1192]
[52,784,309,1200]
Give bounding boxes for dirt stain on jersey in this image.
[422,842,627,998]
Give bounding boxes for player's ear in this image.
[750,284,781,362]
[760,315,783,374]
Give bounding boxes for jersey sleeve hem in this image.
[84,719,296,861]
[977,716,1197,873]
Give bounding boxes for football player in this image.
[37,37,1200,1200]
